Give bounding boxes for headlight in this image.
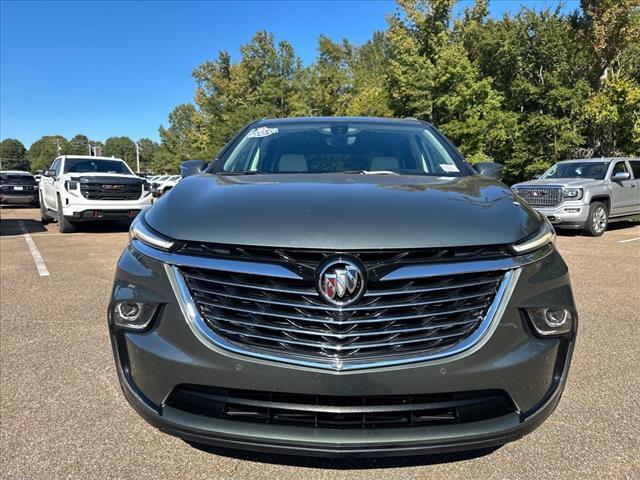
[563,188,582,200]
[525,307,574,336]
[65,180,80,196]
[510,221,555,255]
[130,214,175,250]
[110,301,158,331]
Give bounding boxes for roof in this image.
[61,155,125,161]
[559,157,638,163]
[254,116,425,127]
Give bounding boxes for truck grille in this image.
[167,386,515,429]
[513,186,563,207]
[179,248,506,366]
[81,182,142,200]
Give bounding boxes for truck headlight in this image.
[525,307,574,336]
[129,213,175,250]
[510,221,555,255]
[65,180,80,196]
[563,188,582,200]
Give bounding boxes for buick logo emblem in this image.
[316,258,366,307]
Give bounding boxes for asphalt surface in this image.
[1,207,639,480]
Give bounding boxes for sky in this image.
[0,0,580,148]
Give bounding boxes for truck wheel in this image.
[56,195,75,233]
[40,194,52,224]
[584,202,607,237]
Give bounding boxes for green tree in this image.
[137,138,160,172]
[103,136,137,168]
[27,135,69,172]
[0,138,29,171]
[67,134,92,155]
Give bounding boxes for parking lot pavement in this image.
[1,207,639,480]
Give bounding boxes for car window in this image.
[629,161,640,179]
[64,159,132,174]
[540,161,609,180]
[52,159,61,176]
[221,123,466,176]
[612,161,628,175]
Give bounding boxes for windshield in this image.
[220,123,467,176]
[64,158,132,174]
[541,162,609,180]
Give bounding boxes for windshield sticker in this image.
[247,126,279,138]
[440,164,460,173]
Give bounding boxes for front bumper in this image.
[109,244,577,457]
[0,192,39,205]
[61,195,152,219]
[530,202,589,229]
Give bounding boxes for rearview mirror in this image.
[473,162,503,180]
[611,171,630,181]
[181,160,207,178]
[43,169,56,177]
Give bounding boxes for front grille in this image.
[180,248,505,365]
[80,182,141,200]
[514,186,563,207]
[0,177,36,186]
[167,386,515,429]
[177,243,510,278]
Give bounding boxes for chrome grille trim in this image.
[163,253,524,371]
[513,186,563,207]
[187,281,497,312]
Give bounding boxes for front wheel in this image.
[56,195,75,233]
[584,202,608,237]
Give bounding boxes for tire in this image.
[584,201,608,237]
[40,194,52,224]
[56,195,75,233]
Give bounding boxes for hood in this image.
[145,173,541,250]
[512,178,602,188]
[66,174,143,184]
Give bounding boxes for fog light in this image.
[111,301,158,331]
[564,208,580,213]
[525,307,573,336]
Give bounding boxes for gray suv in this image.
[109,117,577,457]
[512,158,640,236]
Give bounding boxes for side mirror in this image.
[611,171,631,181]
[43,169,56,177]
[181,160,207,178]
[474,162,503,180]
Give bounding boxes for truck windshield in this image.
[540,162,609,180]
[64,159,132,174]
[220,123,467,176]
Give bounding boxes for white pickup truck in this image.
[39,155,153,233]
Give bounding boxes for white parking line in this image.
[19,221,50,276]
[618,237,640,243]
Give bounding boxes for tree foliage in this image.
[0,138,28,171]
[103,136,137,169]
[5,1,639,181]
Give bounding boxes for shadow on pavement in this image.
[0,217,131,236]
[555,220,639,237]
[187,443,500,469]
[0,218,47,237]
